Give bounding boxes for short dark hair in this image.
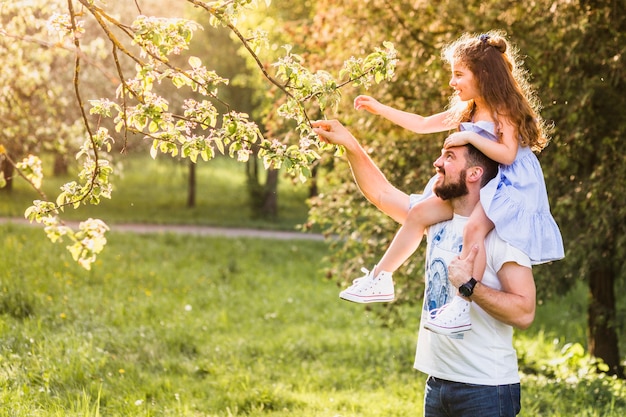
[464,144,499,186]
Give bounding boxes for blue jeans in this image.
[424,376,521,417]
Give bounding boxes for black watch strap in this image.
[459,277,477,297]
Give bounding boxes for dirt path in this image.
[0,217,324,241]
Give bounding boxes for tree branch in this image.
[68,0,99,206]
[186,0,297,101]
[0,151,48,201]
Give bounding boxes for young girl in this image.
[340,31,564,335]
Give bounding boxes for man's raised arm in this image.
[312,120,410,224]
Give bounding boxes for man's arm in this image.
[472,261,536,329]
[312,120,411,224]
[449,245,536,329]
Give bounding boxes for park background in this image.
[1,0,625,415]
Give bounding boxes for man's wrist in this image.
[459,277,478,298]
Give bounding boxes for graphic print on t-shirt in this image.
[424,221,464,314]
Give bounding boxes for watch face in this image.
[459,278,475,297]
[459,285,471,297]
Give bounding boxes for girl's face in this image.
[449,61,479,102]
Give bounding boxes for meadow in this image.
[0,155,625,416]
[0,155,311,230]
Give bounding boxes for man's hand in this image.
[312,120,357,149]
[449,244,478,288]
[312,119,411,224]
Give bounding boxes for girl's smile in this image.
[449,62,479,102]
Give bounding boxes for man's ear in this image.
[467,166,484,183]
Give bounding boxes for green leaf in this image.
[150,141,159,159]
[24,206,36,221]
[56,192,67,207]
[214,138,225,155]
[172,74,187,88]
[189,56,202,69]
[148,120,159,133]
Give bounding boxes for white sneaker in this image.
[339,267,395,303]
[423,296,472,335]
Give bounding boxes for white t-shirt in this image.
[410,197,532,385]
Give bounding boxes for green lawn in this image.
[0,224,624,416]
[0,155,311,230]
[1,154,625,416]
[0,224,423,416]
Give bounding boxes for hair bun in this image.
[480,33,507,54]
[492,37,507,54]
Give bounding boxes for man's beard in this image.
[433,169,468,200]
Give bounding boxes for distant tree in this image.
[519,0,626,377]
[0,1,83,191]
[230,1,321,218]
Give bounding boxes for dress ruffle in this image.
[462,121,564,264]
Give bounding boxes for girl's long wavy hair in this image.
[444,30,550,152]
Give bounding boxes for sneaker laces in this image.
[428,306,445,320]
[350,267,371,285]
[428,299,469,323]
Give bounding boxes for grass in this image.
[0,224,625,416]
[0,154,311,230]
[0,224,422,416]
[1,153,625,415]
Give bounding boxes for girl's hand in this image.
[444,132,472,148]
[354,95,382,114]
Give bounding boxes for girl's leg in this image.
[423,204,494,334]
[340,197,452,304]
[459,204,494,282]
[375,196,453,275]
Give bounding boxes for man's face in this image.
[432,147,469,200]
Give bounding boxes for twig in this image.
[67,0,99,206]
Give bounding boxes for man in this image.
[312,119,536,417]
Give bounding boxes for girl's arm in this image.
[354,95,456,134]
[444,119,518,165]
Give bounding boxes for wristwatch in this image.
[459,277,478,297]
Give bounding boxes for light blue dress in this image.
[420,121,564,265]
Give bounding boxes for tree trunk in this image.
[187,160,196,208]
[261,168,278,217]
[246,156,278,218]
[53,153,69,176]
[587,259,624,377]
[309,164,318,198]
[0,158,14,191]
